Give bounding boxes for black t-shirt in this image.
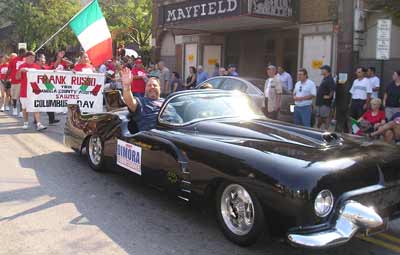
[316,75,336,106]
[385,81,400,107]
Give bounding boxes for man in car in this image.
[121,67,164,131]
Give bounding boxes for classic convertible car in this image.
[64,90,400,248]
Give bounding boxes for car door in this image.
[116,131,187,196]
[246,82,265,109]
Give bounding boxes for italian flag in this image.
[351,118,360,135]
[69,0,112,67]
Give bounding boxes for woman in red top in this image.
[73,53,95,73]
[358,98,386,134]
[0,55,10,112]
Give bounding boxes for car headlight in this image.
[314,190,334,217]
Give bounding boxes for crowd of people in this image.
[0,48,104,131]
[1,47,400,144]
[263,63,400,144]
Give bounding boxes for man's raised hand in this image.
[121,67,133,90]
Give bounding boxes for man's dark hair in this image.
[172,71,180,79]
[396,70,400,76]
[357,66,367,73]
[18,48,27,56]
[189,66,197,74]
[368,67,376,73]
[298,68,308,77]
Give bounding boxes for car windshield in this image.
[159,92,263,125]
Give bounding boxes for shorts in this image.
[20,97,29,110]
[315,105,331,118]
[11,83,21,100]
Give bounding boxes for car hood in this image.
[187,118,400,191]
[191,118,343,149]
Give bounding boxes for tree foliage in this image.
[0,0,153,57]
[0,0,81,54]
[100,0,152,50]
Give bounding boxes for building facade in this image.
[152,0,338,84]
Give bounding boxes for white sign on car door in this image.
[116,139,142,175]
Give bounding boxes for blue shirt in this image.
[196,71,208,84]
[131,96,164,131]
[228,71,239,77]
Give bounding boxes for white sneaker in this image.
[22,122,29,130]
[5,105,9,111]
[36,123,47,131]
[18,112,23,118]
[0,106,4,112]
[12,108,17,116]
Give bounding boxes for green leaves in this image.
[0,0,81,53]
[99,0,152,49]
[0,0,152,55]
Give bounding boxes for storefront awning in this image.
[164,15,293,33]
[158,0,297,32]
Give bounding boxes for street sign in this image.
[18,43,27,50]
[376,19,391,60]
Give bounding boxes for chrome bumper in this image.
[287,201,383,248]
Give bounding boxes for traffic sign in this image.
[376,19,391,60]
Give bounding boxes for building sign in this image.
[251,0,294,17]
[18,43,27,50]
[376,19,391,60]
[162,0,240,24]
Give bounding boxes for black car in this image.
[65,90,400,249]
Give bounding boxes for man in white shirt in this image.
[278,66,293,92]
[293,68,317,127]
[350,67,372,119]
[264,65,283,119]
[367,67,380,99]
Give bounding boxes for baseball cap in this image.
[320,65,331,73]
[135,58,142,64]
[228,64,236,68]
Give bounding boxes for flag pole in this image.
[34,0,96,53]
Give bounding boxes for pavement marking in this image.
[377,233,400,245]
[357,234,400,253]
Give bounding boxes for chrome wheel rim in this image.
[88,137,102,166]
[220,184,255,236]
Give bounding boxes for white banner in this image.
[26,70,105,113]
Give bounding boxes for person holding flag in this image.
[69,0,112,67]
[74,52,95,73]
[51,51,73,70]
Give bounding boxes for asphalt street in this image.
[1,111,400,255]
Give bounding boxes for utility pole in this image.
[335,0,355,133]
